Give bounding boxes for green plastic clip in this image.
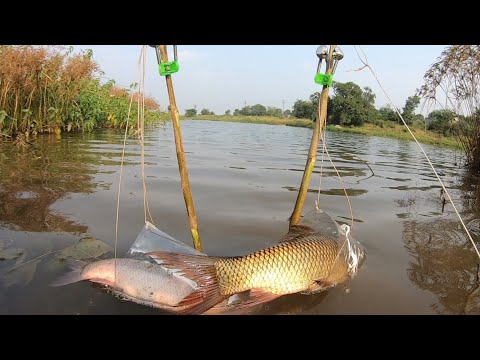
[159,61,179,76]
[314,73,333,87]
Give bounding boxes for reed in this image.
[0,46,167,138]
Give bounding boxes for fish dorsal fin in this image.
[279,224,316,243]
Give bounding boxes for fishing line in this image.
[0,239,14,249]
[114,49,141,283]
[317,153,375,186]
[319,127,358,275]
[352,45,480,262]
[315,121,327,211]
[138,46,155,225]
[315,117,355,231]
[313,113,357,278]
[6,247,104,273]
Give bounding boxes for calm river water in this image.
[1,120,479,314]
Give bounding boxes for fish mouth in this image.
[356,243,367,269]
[345,237,367,277]
[338,224,366,275]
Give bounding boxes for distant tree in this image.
[185,108,197,117]
[362,86,376,104]
[329,82,379,126]
[415,114,425,123]
[234,106,249,116]
[292,99,316,119]
[283,109,292,117]
[309,93,320,121]
[402,95,420,124]
[233,104,267,116]
[427,109,457,135]
[308,92,334,122]
[379,106,398,122]
[250,104,267,116]
[200,108,211,115]
[266,106,282,117]
[210,111,215,115]
[225,110,231,116]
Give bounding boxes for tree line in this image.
[184,81,453,135]
[290,82,426,127]
[185,104,285,118]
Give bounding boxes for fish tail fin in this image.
[50,258,87,287]
[146,251,228,315]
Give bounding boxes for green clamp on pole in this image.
[159,61,179,76]
[150,45,180,76]
[314,73,333,87]
[314,46,335,87]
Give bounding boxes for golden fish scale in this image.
[214,236,339,295]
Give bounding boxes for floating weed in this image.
[57,237,112,260]
[1,237,112,286]
[0,248,24,260]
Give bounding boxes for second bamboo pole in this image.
[159,45,202,252]
[289,45,336,227]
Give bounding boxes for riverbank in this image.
[183,115,460,148]
[183,115,313,128]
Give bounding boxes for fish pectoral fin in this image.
[225,289,282,310]
[211,291,250,309]
[145,251,228,315]
[174,284,228,315]
[302,280,336,295]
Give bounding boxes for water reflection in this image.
[207,291,330,315]
[282,186,368,197]
[398,189,480,314]
[0,135,97,233]
[458,171,480,218]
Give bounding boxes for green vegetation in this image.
[329,83,378,126]
[200,108,215,115]
[184,115,313,128]
[401,96,421,124]
[426,109,458,136]
[0,45,168,139]
[325,123,460,148]
[216,104,285,118]
[185,108,197,117]
[292,94,319,120]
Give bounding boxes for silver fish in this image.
[51,258,197,312]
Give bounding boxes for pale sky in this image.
[71,45,447,115]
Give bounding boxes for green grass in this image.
[326,123,460,148]
[183,115,460,149]
[183,115,314,128]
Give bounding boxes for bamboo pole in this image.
[158,45,202,252]
[290,45,336,226]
